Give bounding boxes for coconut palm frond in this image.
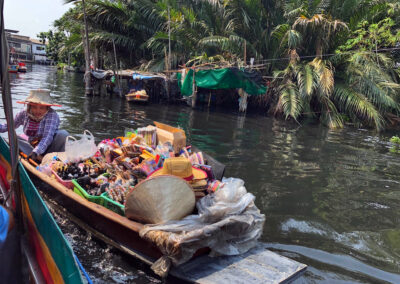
[333,84,385,130]
[279,82,302,120]
[271,24,290,41]
[287,29,302,49]
[297,63,315,97]
[358,76,399,111]
[310,58,334,97]
[319,63,334,97]
[320,98,344,129]
[198,35,231,48]
[284,5,307,21]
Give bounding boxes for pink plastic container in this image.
[51,169,74,189]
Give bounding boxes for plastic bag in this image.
[139,177,265,277]
[65,130,97,162]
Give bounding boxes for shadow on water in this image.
[1,65,400,283]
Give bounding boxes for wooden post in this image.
[94,46,98,70]
[191,69,196,108]
[244,40,246,66]
[82,0,92,95]
[168,6,171,72]
[112,38,121,97]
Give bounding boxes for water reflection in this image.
[2,65,400,283]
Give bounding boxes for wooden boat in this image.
[8,64,18,73]
[18,62,27,72]
[125,89,149,102]
[18,141,307,283]
[0,137,85,283]
[20,148,164,261]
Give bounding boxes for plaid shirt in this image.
[0,109,60,155]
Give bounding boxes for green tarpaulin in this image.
[178,68,267,96]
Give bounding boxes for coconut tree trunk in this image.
[315,37,323,59]
[82,0,92,95]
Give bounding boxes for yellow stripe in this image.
[23,195,65,284]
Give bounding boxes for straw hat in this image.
[17,89,61,107]
[125,175,195,224]
[148,157,207,181]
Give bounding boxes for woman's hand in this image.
[28,152,43,163]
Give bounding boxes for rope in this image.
[250,47,400,64]
[74,254,93,284]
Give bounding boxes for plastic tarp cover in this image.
[132,72,166,80]
[179,68,267,96]
[90,70,112,80]
[139,177,265,278]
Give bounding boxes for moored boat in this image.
[8,64,18,73]
[18,62,27,72]
[126,89,149,102]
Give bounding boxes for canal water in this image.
[2,65,400,283]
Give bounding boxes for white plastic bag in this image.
[65,130,97,162]
[139,177,265,276]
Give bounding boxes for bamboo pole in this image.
[0,7,24,279]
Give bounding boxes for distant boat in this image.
[8,64,18,73]
[18,62,27,72]
[125,89,149,102]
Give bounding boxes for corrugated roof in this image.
[30,38,46,45]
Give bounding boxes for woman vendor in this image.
[0,89,69,163]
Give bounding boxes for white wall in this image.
[32,43,46,55]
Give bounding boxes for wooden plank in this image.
[170,243,306,284]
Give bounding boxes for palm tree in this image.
[272,0,400,130]
[293,14,348,58]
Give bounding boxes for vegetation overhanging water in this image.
[39,0,400,131]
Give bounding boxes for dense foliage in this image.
[42,0,400,130]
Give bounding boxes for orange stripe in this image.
[0,155,12,181]
[23,195,65,284]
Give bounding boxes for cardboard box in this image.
[154,121,186,153]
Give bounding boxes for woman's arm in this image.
[33,111,60,155]
[0,110,25,133]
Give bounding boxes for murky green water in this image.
[2,65,400,283]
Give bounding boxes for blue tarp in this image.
[132,72,165,80]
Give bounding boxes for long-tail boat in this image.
[0,138,85,283]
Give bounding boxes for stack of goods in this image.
[137,126,157,149]
[47,158,107,189]
[146,156,209,200]
[40,122,226,220]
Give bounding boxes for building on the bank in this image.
[30,38,51,64]
[5,29,51,64]
[6,29,33,62]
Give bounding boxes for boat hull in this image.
[8,65,18,73]
[22,159,163,261]
[125,90,149,102]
